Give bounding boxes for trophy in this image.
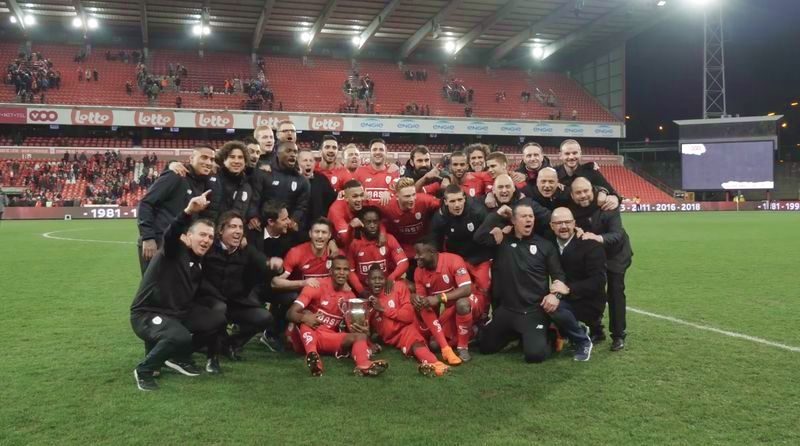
[341,298,368,329]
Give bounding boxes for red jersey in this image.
[382,193,440,257]
[283,242,332,280]
[370,281,417,344]
[346,233,409,293]
[414,252,472,298]
[420,181,442,196]
[457,172,487,198]
[316,164,357,193]
[327,198,380,246]
[355,165,398,200]
[294,278,354,331]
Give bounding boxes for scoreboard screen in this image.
[681,140,774,190]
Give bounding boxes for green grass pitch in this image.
[1,212,799,445]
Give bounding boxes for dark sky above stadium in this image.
[626,0,800,151]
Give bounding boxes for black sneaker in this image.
[611,337,625,352]
[205,358,222,374]
[224,344,243,361]
[164,359,202,376]
[259,331,284,352]
[134,369,159,391]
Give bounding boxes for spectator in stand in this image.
[175,96,183,108]
[93,68,99,81]
[572,110,578,120]
[126,81,133,95]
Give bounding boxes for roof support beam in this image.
[7,0,27,32]
[199,0,210,52]
[452,0,521,55]
[140,0,149,48]
[251,0,276,51]
[354,0,401,52]
[489,0,575,65]
[72,0,89,39]
[305,0,339,52]
[399,0,467,60]
[541,2,637,61]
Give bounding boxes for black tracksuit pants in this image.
[479,307,553,363]
[131,306,226,373]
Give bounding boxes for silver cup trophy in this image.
[341,298,368,328]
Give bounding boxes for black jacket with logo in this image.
[137,167,220,243]
[430,197,492,265]
[131,212,204,318]
[474,212,565,312]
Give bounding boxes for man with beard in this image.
[366,266,449,377]
[355,138,399,200]
[131,192,223,391]
[402,145,442,195]
[314,135,340,183]
[285,256,389,377]
[215,141,256,215]
[430,185,492,323]
[381,177,440,277]
[569,177,633,351]
[247,141,310,245]
[243,136,262,168]
[440,150,486,198]
[346,206,408,294]
[137,145,220,274]
[516,142,551,185]
[298,148,337,233]
[474,202,586,363]
[273,217,336,292]
[556,139,619,211]
[327,180,382,246]
[196,211,285,364]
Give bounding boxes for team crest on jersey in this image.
[379,246,386,256]
[291,181,297,191]
[241,191,248,201]
[326,260,333,269]
[467,222,474,232]
[529,245,538,255]
[331,176,338,185]
[358,251,365,257]
[442,275,450,284]
[385,175,392,184]
[388,300,396,309]
[469,188,476,197]
[415,212,422,220]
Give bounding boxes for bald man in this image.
[548,207,607,356]
[523,167,571,210]
[568,177,632,351]
[490,174,552,237]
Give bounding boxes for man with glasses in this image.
[276,120,297,144]
[548,207,606,360]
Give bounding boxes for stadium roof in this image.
[0,0,671,64]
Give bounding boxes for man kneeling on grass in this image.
[130,191,227,391]
[365,266,450,377]
[285,255,389,377]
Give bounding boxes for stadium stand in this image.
[2,44,619,122]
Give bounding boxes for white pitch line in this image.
[629,306,800,353]
[42,229,135,245]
